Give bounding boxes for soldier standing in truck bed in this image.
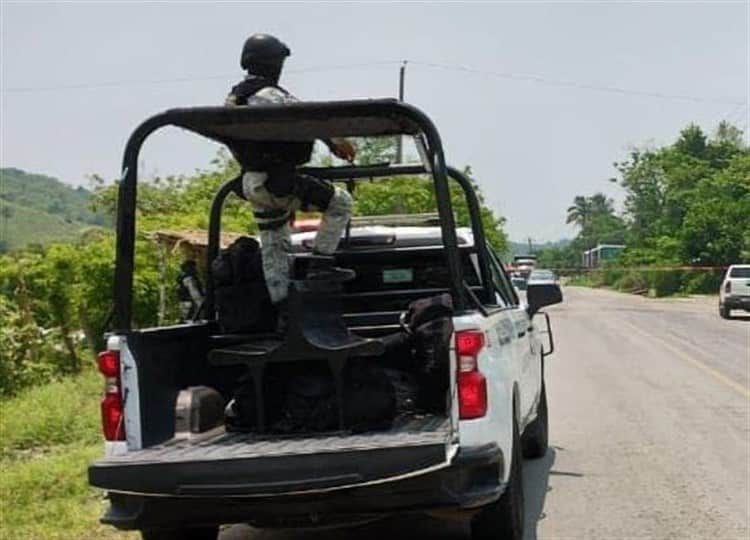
[225,33,357,329]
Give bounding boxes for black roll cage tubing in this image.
[203,165,496,317]
[112,100,491,331]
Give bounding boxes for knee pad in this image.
[295,175,335,210]
[328,188,353,216]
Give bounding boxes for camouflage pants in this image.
[242,171,352,304]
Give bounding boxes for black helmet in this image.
[240,33,291,70]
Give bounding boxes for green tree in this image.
[674,123,707,159]
[679,153,750,265]
[714,120,745,148]
[354,136,399,165]
[615,121,748,265]
[565,195,592,228]
[588,193,614,216]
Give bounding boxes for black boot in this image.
[306,255,356,282]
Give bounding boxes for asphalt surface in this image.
[220,286,750,540]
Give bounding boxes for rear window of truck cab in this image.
[729,267,750,278]
[342,250,480,293]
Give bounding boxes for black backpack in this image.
[211,237,274,333]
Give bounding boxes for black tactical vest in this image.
[227,76,314,170]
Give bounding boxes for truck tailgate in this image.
[89,415,454,497]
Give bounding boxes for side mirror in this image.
[526,282,563,317]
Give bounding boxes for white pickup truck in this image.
[88,100,562,540]
[719,264,750,319]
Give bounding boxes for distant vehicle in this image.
[511,276,528,291]
[529,269,558,284]
[719,264,750,319]
[513,255,537,278]
[511,276,528,307]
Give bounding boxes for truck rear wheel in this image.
[141,526,218,540]
[470,416,524,540]
[522,382,548,459]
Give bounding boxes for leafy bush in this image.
[601,265,625,287]
[646,269,684,297]
[613,270,649,292]
[0,296,65,396]
[680,271,724,295]
[0,233,183,396]
[0,369,102,456]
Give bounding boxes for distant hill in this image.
[0,168,108,252]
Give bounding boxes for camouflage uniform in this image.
[226,84,352,303]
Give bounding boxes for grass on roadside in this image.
[0,368,102,457]
[565,268,723,297]
[0,369,137,540]
[0,443,136,540]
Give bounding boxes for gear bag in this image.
[211,236,274,333]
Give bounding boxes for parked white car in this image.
[719,264,750,319]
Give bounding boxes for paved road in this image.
[221,286,750,540]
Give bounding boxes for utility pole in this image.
[395,61,407,163]
[528,237,533,254]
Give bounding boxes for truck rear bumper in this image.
[723,296,750,311]
[100,444,504,530]
[89,416,454,497]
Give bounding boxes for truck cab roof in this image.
[291,225,476,251]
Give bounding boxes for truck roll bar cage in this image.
[204,165,495,318]
[113,99,492,331]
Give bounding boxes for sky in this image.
[1,1,748,242]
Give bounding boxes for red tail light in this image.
[725,281,731,293]
[97,351,119,377]
[456,331,485,358]
[101,393,124,441]
[97,350,125,441]
[456,330,488,419]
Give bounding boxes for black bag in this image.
[403,293,453,331]
[383,368,419,418]
[211,237,274,333]
[271,362,398,435]
[273,371,339,434]
[344,362,397,433]
[413,317,453,376]
[402,294,454,412]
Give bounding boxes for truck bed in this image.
[89,415,454,497]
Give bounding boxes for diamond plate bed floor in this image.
[105,414,451,464]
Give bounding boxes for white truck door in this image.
[487,247,539,420]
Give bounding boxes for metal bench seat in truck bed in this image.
[89,415,454,497]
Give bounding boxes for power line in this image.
[2,58,745,107]
[0,61,401,93]
[720,102,747,124]
[728,104,749,126]
[409,60,746,106]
